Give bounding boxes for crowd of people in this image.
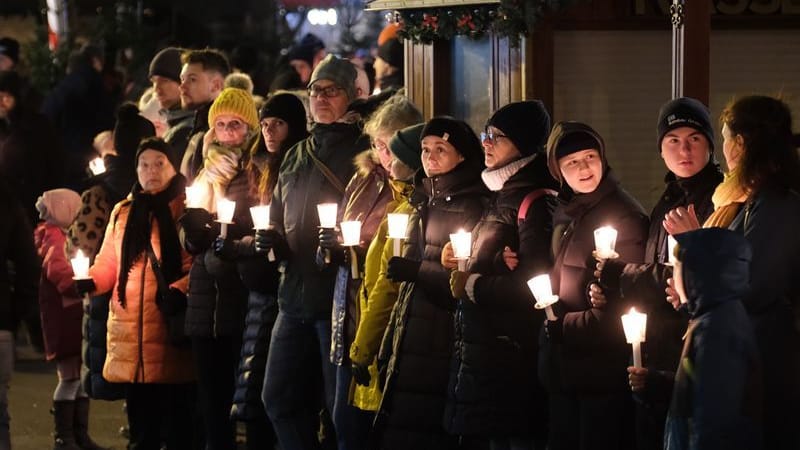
[0,28,799,450]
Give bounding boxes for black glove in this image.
[179,208,212,233]
[255,229,289,259]
[386,257,421,282]
[351,362,371,386]
[544,317,564,343]
[74,278,96,296]
[213,236,256,261]
[318,227,341,250]
[160,287,188,316]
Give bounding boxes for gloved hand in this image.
[213,236,256,260]
[351,362,371,386]
[179,208,212,233]
[74,278,96,296]
[544,317,564,343]
[386,257,421,282]
[160,287,188,316]
[318,227,342,250]
[255,229,289,259]
[449,270,470,299]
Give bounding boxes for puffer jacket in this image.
[444,153,557,437]
[330,150,392,365]
[350,179,414,411]
[271,120,370,320]
[0,182,38,333]
[542,170,648,393]
[375,161,489,450]
[89,188,194,384]
[34,223,83,361]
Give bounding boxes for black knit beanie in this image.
[135,137,176,171]
[389,123,424,171]
[377,39,404,69]
[486,100,551,156]
[114,103,156,165]
[148,47,183,82]
[421,117,483,164]
[656,97,715,151]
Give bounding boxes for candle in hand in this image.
[527,274,559,320]
[70,249,90,280]
[249,205,270,230]
[594,226,619,259]
[387,213,409,257]
[666,235,678,266]
[621,307,648,368]
[449,229,472,271]
[317,203,338,229]
[216,198,236,238]
[185,184,205,209]
[88,157,106,175]
[340,221,362,279]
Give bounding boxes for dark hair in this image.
[720,95,800,192]
[180,49,231,77]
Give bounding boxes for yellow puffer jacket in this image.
[89,194,194,384]
[349,180,413,411]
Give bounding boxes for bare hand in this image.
[663,204,700,236]
[627,366,649,392]
[589,283,607,309]
[665,278,681,310]
[502,246,519,271]
[594,258,605,279]
[441,242,458,270]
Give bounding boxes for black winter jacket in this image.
[0,182,39,332]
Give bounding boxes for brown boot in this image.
[53,401,81,450]
[73,398,108,450]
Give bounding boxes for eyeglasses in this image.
[308,85,345,98]
[214,119,245,133]
[480,131,509,145]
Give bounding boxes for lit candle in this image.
[449,229,472,271]
[317,203,338,264]
[527,274,559,320]
[594,226,619,259]
[250,205,275,261]
[88,157,106,175]
[70,249,91,280]
[387,213,409,257]
[666,235,678,266]
[185,184,205,209]
[621,307,648,368]
[340,220,362,279]
[216,198,236,238]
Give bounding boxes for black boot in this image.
[73,398,108,450]
[53,401,81,450]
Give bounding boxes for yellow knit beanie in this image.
[208,87,259,131]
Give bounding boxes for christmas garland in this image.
[391,0,576,47]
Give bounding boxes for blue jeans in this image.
[0,331,13,450]
[333,364,373,450]
[262,312,337,450]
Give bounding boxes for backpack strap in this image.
[518,189,558,226]
[306,145,346,195]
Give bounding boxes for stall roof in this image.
[365,0,499,11]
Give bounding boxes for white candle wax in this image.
[340,221,362,247]
[667,235,678,266]
[250,205,271,230]
[527,274,560,318]
[393,238,401,257]
[88,157,106,175]
[185,184,205,208]
[317,203,338,229]
[216,198,236,224]
[387,213,409,239]
[70,249,90,279]
[449,229,472,260]
[594,226,619,259]
[621,307,648,368]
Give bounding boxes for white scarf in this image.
[480,154,536,191]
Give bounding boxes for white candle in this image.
[185,184,205,209]
[450,229,471,271]
[249,205,270,230]
[527,274,559,320]
[88,157,106,175]
[216,198,236,238]
[621,307,648,368]
[317,203,338,229]
[388,213,409,257]
[70,249,90,280]
[340,221,362,247]
[594,226,619,259]
[667,235,678,266]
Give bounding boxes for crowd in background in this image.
[0,24,799,450]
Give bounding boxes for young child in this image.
[663,227,762,450]
[34,188,105,450]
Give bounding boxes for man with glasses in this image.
[257,54,369,450]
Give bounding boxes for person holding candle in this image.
[74,137,196,449]
[440,100,558,449]
[315,93,421,450]
[662,95,800,450]
[659,228,762,450]
[592,97,722,450]
[34,188,107,450]
[541,121,648,450]
[374,117,489,449]
[255,55,370,450]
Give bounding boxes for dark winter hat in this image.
[136,137,176,170]
[260,92,309,146]
[148,47,183,83]
[486,100,551,156]
[0,70,21,98]
[286,33,325,66]
[554,130,603,161]
[389,123,425,171]
[546,121,606,181]
[0,37,19,64]
[421,116,483,163]
[114,103,156,165]
[657,97,715,151]
[377,39,403,69]
[309,54,357,101]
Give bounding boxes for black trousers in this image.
[192,335,241,450]
[126,383,196,450]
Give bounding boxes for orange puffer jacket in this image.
[89,194,194,384]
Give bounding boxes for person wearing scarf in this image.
[76,137,195,449]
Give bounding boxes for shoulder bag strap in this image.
[518,188,559,226]
[306,145,346,195]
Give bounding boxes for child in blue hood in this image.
[664,228,762,450]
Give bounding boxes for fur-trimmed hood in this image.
[353,149,381,178]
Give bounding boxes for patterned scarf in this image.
[192,136,253,212]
